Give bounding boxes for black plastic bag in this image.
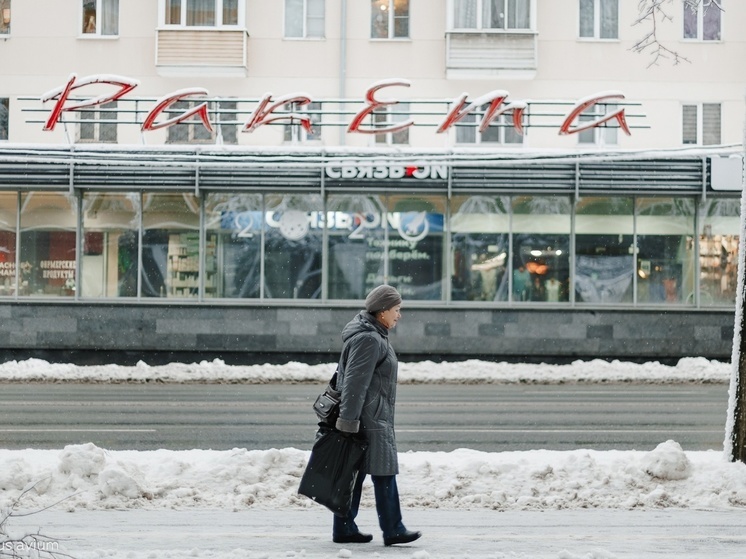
[298,426,368,517]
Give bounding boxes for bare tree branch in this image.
[631,0,724,67]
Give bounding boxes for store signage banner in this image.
[38,74,636,138]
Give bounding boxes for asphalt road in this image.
[0,383,730,452]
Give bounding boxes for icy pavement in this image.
[6,508,746,558]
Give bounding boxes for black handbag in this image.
[312,372,341,427]
[298,426,368,516]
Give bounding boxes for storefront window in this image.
[204,193,262,299]
[698,198,740,307]
[636,197,695,305]
[575,197,634,304]
[0,192,17,296]
[264,194,323,299]
[19,192,77,297]
[327,194,386,300]
[450,195,510,302]
[141,193,200,298]
[81,193,139,298]
[512,196,571,303]
[386,195,445,300]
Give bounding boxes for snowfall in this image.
[1,356,746,558]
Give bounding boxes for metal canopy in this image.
[0,145,735,196]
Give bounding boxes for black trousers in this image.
[332,472,406,538]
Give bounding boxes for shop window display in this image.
[327,194,387,300]
[574,197,634,304]
[264,194,323,299]
[80,193,140,298]
[204,193,262,299]
[385,195,445,300]
[0,192,17,296]
[141,193,200,298]
[19,192,77,297]
[698,198,740,307]
[450,195,510,302]
[511,196,571,303]
[635,197,695,305]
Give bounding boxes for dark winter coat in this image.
[335,311,399,476]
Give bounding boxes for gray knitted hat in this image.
[365,285,402,314]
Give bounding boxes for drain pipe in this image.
[339,0,347,146]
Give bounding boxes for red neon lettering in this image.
[242,93,313,133]
[141,89,213,132]
[348,79,414,135]
[41,74,139,131]
[437,91,525,136]
[559,92,631,136]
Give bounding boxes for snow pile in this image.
[0,356,730,384]
[1,441,745,513]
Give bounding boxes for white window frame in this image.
[166,100,238,145]
[682,0,722,41]
[577,105,619,146]
[682,102,722,145]
[160,0,245,28]
[455,111,524,146]
[0,98,8,141]
[0,0,11,36]
[371,0,409,39]
[578,0,618,40]
[284,0,325,39]
[81,0,119,37]
[77,101,118,144]
[449,0,533,31]
[373,103,410,146]
[283,102,322,143]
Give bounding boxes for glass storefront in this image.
[698,198,740,306]
[636,197,695,305]
[0,188,739,308]
[19,192,77,297]
[451,195,510,302]
[0,192,17,296]
[81,192,140,298]
[575,197,634,304]
[512,195,571,303]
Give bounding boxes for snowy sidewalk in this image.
[9,508,746,558]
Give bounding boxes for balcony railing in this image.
[446,31,537,80]
[156,28,249,77]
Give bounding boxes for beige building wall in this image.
[0,0,743,149]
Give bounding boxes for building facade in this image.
[0,0,744,363]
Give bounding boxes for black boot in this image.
[333,532,373,544]
[384,530,422,546]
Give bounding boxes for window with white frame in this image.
[452,0,531,30]
[285,0,324,38]
[577,105,619,146]
[373,103,410,145]
[0,0,11,35]
[683,0,721,41]
[0,98,8,140]
[82,0,119,36]
[283,102,322,143]
[167,100,238,145]
[165,0,240,27]
[455,111,523,145]
[371,0,409,39]
[579,0,618,39]
[77,101,118,143]
[682,103,721,145]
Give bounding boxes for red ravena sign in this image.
[40,74,633,137]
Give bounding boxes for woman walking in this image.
[332,284,422,547]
